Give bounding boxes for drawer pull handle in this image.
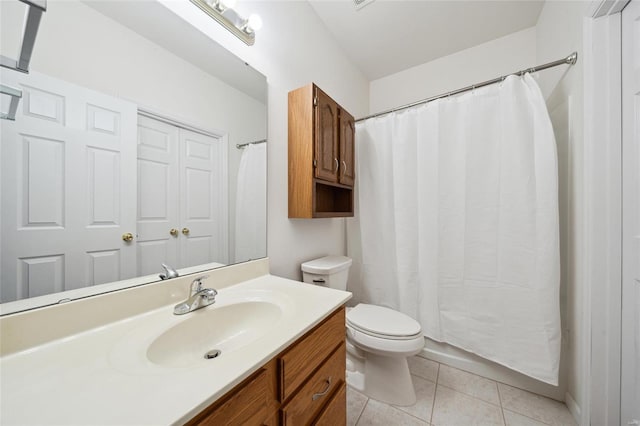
[312,279,325,283]
[312,377,332,401]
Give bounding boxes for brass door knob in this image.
[182,227,190,235]
[122,232,134,242]
[169,228,178,237]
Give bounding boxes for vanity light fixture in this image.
[189,0,262,46]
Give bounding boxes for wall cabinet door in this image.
[314,87,339,183]
[339,110,355,187]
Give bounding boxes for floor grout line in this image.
[429,362,441,425]
[497,381,507,426]
[353,395,369,426]
[435,382,503,408]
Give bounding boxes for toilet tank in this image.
[301,255,352,291]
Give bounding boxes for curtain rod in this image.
[236,139,267,149]
[356,52,578,123]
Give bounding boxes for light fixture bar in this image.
[189,0,255,46]
[0,0,47,74]
[0,84,23,121]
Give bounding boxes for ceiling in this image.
[308,0,545,80]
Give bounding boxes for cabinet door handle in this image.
[312,376,332,401]
[342,160,347,175]
[334,158,339,173]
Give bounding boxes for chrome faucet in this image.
[159,263,179,280]
[173,275,217,315]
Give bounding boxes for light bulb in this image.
[246,13,263,32]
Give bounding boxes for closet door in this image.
[136,115,179,276]
[0,71,137,302]
[179,129,228,268]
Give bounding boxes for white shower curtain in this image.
[349,74,561,385]
[234,143,266,263]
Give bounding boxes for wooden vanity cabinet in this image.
[187,307,346,426]
[288,83,355,218]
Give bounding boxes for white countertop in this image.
[0,274,351,425]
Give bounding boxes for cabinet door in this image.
[314,87,339,183]
[313,384,346,425]
[339,110,355,187]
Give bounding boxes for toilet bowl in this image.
[301,256,424,406]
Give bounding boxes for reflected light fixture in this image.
[189,0,262,46]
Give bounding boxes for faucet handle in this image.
[159,263,179,280]
[190,275,210,293]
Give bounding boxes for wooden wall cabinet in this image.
[187,307,346,426]
[288,83,355,218]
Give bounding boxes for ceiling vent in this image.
[354,0,375,11]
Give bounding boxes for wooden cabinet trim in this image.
[186,367,268,426]
[281,344,346,425]
[289,83,354,218]
[187,306,346,426]
[279,307,345,401]
[312,383,347,426]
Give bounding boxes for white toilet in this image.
[301,255,424,406]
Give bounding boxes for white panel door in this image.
[0,71,137,302]
[179,129,227,267]
[136,115,179,276]
[622,0,640,423]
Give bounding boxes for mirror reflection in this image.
[0,0,267,313]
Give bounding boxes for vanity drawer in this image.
[187,368,268,426]
[281,343,346,425]
[313,383,346,426]
[280,307,345,401]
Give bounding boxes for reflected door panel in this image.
[136,118,228,275]
[0,71,137,303]
[136,116,179,276]
[180,129,228,268]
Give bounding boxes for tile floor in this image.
[347,356,577,426]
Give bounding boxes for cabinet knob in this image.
[122,232,134,242]
[182,227,190,236]
[169,228,178,237]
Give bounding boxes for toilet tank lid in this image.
[301,255,353,274]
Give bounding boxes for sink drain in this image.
[204,349,221,360]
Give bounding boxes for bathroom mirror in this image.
[0,0,267,314]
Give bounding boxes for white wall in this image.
[369,27,537,114]
[160,1,370,280]
[0,1,267,265]
[536,1,589,419]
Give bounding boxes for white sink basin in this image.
[147,301,282,368]
[109,289,292,373]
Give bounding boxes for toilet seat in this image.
[346,304,422,340]
[347,325,424,357]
